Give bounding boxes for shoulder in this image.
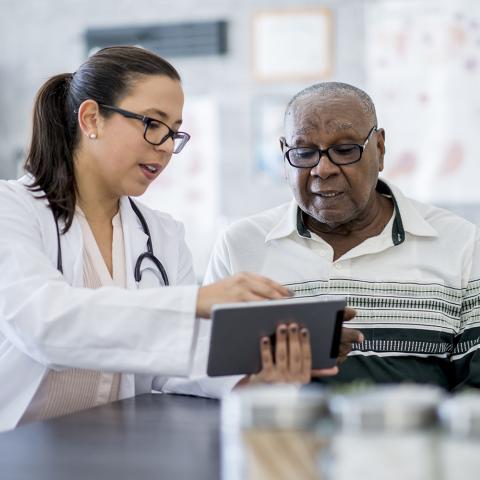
[0,176,56,249]
[0,176,47,213]
[410,197,477,240]
[126,198,186,238]
[220,202,291,246]
[0,175,33,196]
[386,180,477,244]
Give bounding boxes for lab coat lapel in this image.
[119,197,149,290]
[118,198,156,396]
[54,213,84,287]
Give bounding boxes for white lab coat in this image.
[0,176,199,431]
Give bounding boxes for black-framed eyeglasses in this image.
[281,125,377,168]
[99,104,190,154]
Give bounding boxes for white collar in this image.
[265,178,438,244]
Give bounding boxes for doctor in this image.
[0,46,303,431]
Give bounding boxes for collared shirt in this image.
[170,179,480,395]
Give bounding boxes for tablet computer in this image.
[207,296,346,377]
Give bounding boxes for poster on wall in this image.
[139,96,219,279]
[366,0,480,203]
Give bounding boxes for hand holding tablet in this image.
[207,297,363,380]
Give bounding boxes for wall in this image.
[2,0,478,276]
[0,0,366,276]
[0,0,365,216]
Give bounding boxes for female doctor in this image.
[0,46,316,431]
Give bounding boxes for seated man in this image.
[165,82,480,396]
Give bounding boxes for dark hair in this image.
[25,46,181,233]
[285,81,378,126]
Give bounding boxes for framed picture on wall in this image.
[252,7,334,82]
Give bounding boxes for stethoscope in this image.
[53,197,169,286]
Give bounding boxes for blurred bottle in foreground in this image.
[438,391,480,480]
[221,385,328,480]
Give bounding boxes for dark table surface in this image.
[0,394,221,480]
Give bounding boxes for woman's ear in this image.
[77,100,102,139]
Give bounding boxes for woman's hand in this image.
[196,272,291,318]
[236,322,314,387]
[236,308,365,387]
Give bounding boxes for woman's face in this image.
[79,74,185,198]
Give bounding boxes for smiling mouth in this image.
[315,191,343,198]
[139,163,160,174]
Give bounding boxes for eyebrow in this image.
[142,108,183,126]
[290,129,364,146]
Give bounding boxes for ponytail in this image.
[24,46,181,234]
[25,73,77,232]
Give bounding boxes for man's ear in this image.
[376,128,386,172]
[279,137,288,180]
[77,99,103,139]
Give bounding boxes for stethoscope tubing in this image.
[52,198,169,286]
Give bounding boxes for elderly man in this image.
[165,82,480,395]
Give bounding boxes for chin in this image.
[308,208,351,228]
[122,182,149,198]
[318,215,348,227]
[306,198,355,226]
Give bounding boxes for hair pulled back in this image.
[25,46,180,232]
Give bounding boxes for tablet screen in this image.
[207,296,346,377]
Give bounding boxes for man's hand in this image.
[312,307,364,377]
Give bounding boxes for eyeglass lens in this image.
[145,121,189,153]
[288,144,362,167]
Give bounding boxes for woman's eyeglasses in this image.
[99,104,190,154]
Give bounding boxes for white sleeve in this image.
[0,183,198,377]
[175,221,197,285]
[159,232,243,397]
[202,231,233,284]
[151,220,199,389]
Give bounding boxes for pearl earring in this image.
[89,133,97,139]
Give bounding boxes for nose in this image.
[153,135,175,155]
[310,151,340,179]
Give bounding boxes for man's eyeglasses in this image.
[99,104,190,154]
[281,125,377,168]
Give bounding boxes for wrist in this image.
[195,286,209,318]
[234,375,252,389]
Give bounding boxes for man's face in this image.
[282,95,385,228]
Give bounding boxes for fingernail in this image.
[262,337,269,345]
[301,329,308,337]
[290,324,298,333]
[286,289,294,296]
[279,326,287,335]
[358,334,365,342]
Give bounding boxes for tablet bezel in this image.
[207,296,346,377]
